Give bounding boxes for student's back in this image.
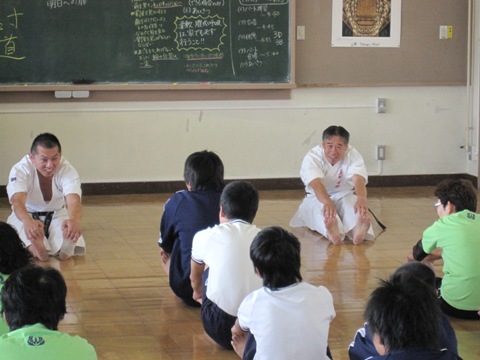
[368,348,460,360]
[158,150,224,306]
[239,282,334,359]
[232,226,335,360]
[0,265,97,360]
[349,262,459,360]
[162,189,221,300]
[0,323,97,360]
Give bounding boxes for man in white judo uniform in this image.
[290,125,374,245]
[7,133,86,261]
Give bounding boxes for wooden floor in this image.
[1,187,479,360]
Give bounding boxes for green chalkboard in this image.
[0,0,292,86]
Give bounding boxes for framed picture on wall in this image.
[331,0,401,47]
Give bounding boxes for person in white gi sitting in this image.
[290,125,374,245]
[7,133,86,261]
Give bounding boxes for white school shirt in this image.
[7,155,82,212]
[191,220,262,316]
[300,145,368,201]
[237,282,335,360]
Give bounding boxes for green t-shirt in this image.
[0,273,10,335]
[0,323,97,360]
[422,210,480,310]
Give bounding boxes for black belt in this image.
[30,211,54,238]
[30,211,53,216]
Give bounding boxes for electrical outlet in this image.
[376,145,386,160]
[468,145,478,161]
[376,98,386,113]
[297,26,305,40]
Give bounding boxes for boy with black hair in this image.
[410,178,480,319]
[158,150,224,307]
[190,181,262,349]
[0,265,97,359]
[0,222,33,335]
[363,266,460,359]
[349,262,459,360]
[231,226,335,360]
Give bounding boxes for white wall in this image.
[467,0,480,178]
[0,85,470,186]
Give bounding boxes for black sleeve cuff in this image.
[412,239,428,261]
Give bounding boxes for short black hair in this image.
[434,178,477,212]
[220,181,259,223]
[0,222,32,274]
[30,133,62,154]
[365,272,441,353]
[250,226,302,290]
[390,262,436,289]
[322,125,350,144]
[183,150,224,191]
[1,265,67,331]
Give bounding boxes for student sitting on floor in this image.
[231,226,335,360]
[361,263,461,359]
[0,222,33,335]
[348,262,459,360]
[190,181,263,349]
[0,265,97,359]
[409,178,480,320]
[158,150,224,307]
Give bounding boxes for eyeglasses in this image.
[434,200,442,208]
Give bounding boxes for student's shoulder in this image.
[164,189,189,204]
[300,282,334,300]
[370,349,460,360]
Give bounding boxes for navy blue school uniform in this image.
[348,314,458,360]
[158,190,221,306]
[370,349,460,359]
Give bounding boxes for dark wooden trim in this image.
[0,89,291,103]
[0,174,477,198]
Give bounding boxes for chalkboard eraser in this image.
[72,90,90,98]
[72,79,95,85]
[55,91,72,99]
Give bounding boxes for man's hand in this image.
[354,197,369,216]
[322,198,337,219]
[308,178,337,219]
[24,218,45,242]
[61,219,82,242]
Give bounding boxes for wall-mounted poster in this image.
[331,0,401,47]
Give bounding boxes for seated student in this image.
[348,262,458,360]
[158,150,224,307]
[231,226,335,360]
[409,178,480,320]
[0,222,33,335]
[190,181,263,349]
[362,266,460,359]
[0,265,97,359]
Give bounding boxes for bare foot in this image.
[59,252,72,261]
[353,215,371,245]
[325,217,342,245]
[231,332,247,358]
[28,242,49,262]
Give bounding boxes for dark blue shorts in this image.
[201,268,237,349]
